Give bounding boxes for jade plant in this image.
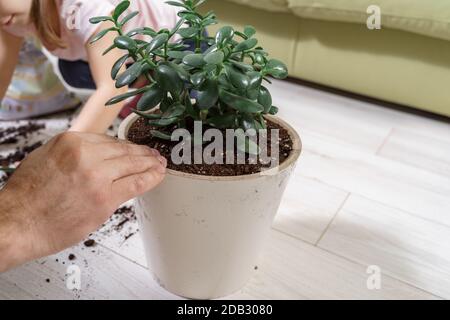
[90,0,288,147]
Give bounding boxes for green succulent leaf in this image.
[120,11,139,26]
[126,27,157,37]
[162,103,186,119]
[207,114,237,129]
[146,33,169,53]
[184,95,198,119]
[258,86,272,113]
[265,59,288,79]
[247,71,262,91]
[137,85,165,111]
[89,16,114,24]
[105,86,148,106]
[219,89,264,113]
[113,0,130,21]
[167,50,191,60]
[102,44,117,56]
[246,88,259,101]
[215,26,234,47]
[233,38,258,52]
[166,1,191,10]
[115,61,143,88]
[240,113,257,131]
[160,96,174,113]
[202,18,218,27]
[226,65,250,90]
[172,62,191,81]
[243,25,256,38]
[197,79,219,109]
[194,0,208,8]
[230,60,254,72]
[132,109,163,119]
[204,51,224,65]
[169,17,185,37]
[178,27,198,38]
[234,31,248,40]
[256,114,267,130]
[254,53,265,65]
[268,105,279,115]
[114,36,137,51]
[178,11,201,24]
[183,53,206,67]
[149,117,179,127]
[111,54,129,80]
[90,27,116,44]
[204,44,218,55]
[191,71,206,87]
[155,63,183,95]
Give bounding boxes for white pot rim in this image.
[118,113,302,181]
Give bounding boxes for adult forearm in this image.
[0,189,35,273]
[0,131,166,273]
[70,88,126,134]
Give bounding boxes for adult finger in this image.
[111,168,166,204]
[98,141,160,160]
[104,154,166,181]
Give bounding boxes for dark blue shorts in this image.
[59,59,96,90]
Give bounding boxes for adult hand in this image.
[0,132,167,272]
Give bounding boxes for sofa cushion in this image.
[226,0,289,12]
[287,0,450,41]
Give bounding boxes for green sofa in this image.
[201,0,450,117]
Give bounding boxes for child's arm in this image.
[69,22,129,134]
[0,29,23,101]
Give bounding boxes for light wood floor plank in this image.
[229,231,438,300]
[272,80,391,153]
[273,167,349,244]
[272,80,450,150]
[0,244,179,300]
[378,128,450,177]
[89,215,438,300]
[318,195,450,299]
[298,129,450,227]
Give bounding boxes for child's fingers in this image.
[111,168,166,204]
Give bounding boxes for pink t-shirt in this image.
[3,0,179,61]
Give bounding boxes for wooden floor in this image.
[1,79,449,300]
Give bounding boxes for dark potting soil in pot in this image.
[127,117,294,176]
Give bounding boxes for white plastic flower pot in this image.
[118,113,301,299]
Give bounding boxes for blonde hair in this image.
[31,0,66,49]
